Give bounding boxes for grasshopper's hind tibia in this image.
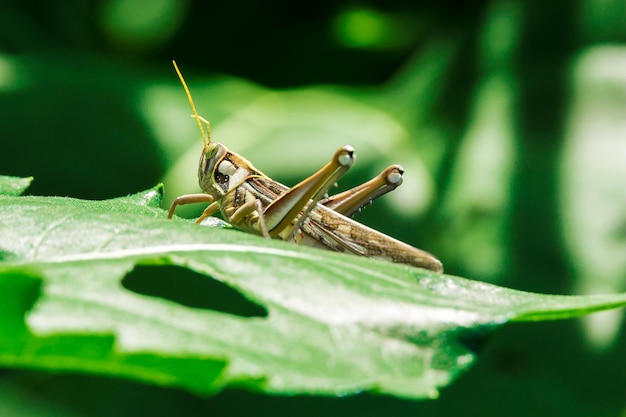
[321,165,404,217]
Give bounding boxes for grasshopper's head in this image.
[198,141,229,198]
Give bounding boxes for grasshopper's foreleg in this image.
[321,165,404,217]
[263,146,355,238]
[196,201,221,224]
[167,193,219,223]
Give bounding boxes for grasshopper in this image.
[168,62,443,273]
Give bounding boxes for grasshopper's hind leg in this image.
[262,146,356,238]
[321,165,404,217]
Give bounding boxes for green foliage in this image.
[1,0,626,415]
[1,176,625,400]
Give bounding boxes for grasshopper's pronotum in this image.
[168,62,443,272]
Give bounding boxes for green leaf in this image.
[1,176,625,400]
[0,175,33,196]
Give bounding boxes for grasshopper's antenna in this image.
[172,60,211,147]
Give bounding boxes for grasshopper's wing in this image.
[301,205,443,272]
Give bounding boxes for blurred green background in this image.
[1,0,626,415]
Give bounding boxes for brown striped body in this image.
[197,146,443,273]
